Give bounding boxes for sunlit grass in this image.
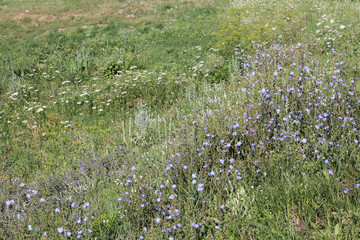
[1,0,360,239]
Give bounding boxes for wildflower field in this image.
[1,0,360,239]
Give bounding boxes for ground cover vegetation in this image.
[1,0,360,239]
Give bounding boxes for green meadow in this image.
[1,0,360,239]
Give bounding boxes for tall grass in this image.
[1,0,360,239]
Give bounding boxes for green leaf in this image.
[334,223,340,236]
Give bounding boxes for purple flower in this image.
[174,209,179,215]
[192,173,197,178]
[215,226,220,229]
[40,198,45,203]
[143,227,147,232]
[28,225,33,231]
[328,169,333,175]
[356,183,360,189]
[220,159,224,165]
[6,199,14,206]
[156,218,162,223]
[301,138,307,143]
[344,188,349,194]
[274,71,278,77]
[324,159,329,164]
[126,179,132,185]
[192,222,200,228]
[192,180,197,184]
[58,227,64,233]
[197,184,204,192]
[235,141,242,147]
[172,184,177,189]
[20,183,25,188]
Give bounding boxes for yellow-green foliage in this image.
[216,0,313,53]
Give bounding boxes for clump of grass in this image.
[216,0,311,56]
